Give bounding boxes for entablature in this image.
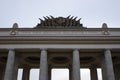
[0,28,120,44]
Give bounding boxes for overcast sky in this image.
[1,0,119,80]
[17,68,102,80]
[0,0,120,28]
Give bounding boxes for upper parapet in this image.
[34,15,86,29]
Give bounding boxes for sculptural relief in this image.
[35,15,85,29]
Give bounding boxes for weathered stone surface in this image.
[101,49,115,80]
[39,49,48,80]
[4,49,15,80]
[72,49,81,80]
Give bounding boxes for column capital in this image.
[104,49,111,52]
[101,49,111,56]
[40,49,47,54]
[73,49,79,53]
[8,48,15,51]
[73,48,79,51]
[40,48,47,51]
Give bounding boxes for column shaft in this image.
[101,49,115,80]
[4,49,15,80]
[101,56,107,80]
[22,67,30,80]
[69,67,72,80]
[13,56,19,80]
[39,49,48,80]
[72,49,80,80]
[0,65,4,80]
[90,66,98,80]
[114,64,120,80]
[48,66,51,80]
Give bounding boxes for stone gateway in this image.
[0,16,120,80]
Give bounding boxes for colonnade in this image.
[0,49,117,80]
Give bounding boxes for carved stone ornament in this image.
[10,23,18,35]
[34,15,86,29]
[102,23,110,35]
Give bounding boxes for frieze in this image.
[17,31,102,36]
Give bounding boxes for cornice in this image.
[0,28,120,44]
[0,28,120,31]
[0,36,120,44]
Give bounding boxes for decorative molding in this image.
[10,23,18,35]
[102,23,110,35]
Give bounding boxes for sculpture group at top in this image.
[35,15,85,29]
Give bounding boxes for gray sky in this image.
[1,0,118,80]
[0,0,120,28]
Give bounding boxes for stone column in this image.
[101,49,115,80]
[39,49,48,80]
[22,66,30,80]
[72,49,80,80]
[13,55,19,80]
[90,65,98,80]
[114,64,120,80]
[48,65,52,80]
[3,49,15,80]
[69,66,72,80]
[0,65,4,80]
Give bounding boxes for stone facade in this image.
[0,22,120,80]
